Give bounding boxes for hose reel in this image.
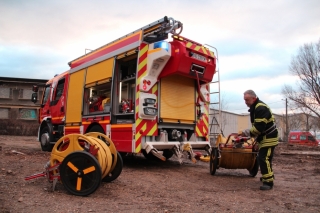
[24,133,123,196]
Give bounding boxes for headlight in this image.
[143,107,157,115]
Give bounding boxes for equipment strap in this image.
[262,123,277,136]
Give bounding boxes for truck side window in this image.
[54,78,65,101]
[119,80,135,113]
[117,60,136,114]
[43,85,51,104]
[300,135,306,140]
[83,81,112,115]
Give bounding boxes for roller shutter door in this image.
[160,74,195,123]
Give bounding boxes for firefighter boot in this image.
[260,182,273,190]
[260,175,275,182]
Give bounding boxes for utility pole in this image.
[286,98,288,142]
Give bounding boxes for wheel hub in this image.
[41,132,49,146]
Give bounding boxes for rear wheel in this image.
[87,125,110,145]
[210,148,219,175]
[88,125,104,134]
[40,126,53,152]
[119,152,128,158]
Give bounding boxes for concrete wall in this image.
[0,77,47,135]
[209,109,251,138]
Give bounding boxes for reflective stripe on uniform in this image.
[262,147,274,182]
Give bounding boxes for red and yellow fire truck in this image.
[31,16,217,163]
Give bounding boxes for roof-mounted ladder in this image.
[204,45,223,146]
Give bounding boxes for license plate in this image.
[191,52,206,62]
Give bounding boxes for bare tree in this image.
[282,38,320,118]
[289,113,306,131]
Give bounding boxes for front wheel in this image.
[210,148,219,175]
[40,126,53,152]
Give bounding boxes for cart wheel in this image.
[102,151,123,182]
[248,157,259,177]
[210,148,218,175]
[60,151,102,196]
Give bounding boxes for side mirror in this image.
[31,92,38,103]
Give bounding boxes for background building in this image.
[209,109,250,141]
[0,77,47,135]
[209,109,319,143]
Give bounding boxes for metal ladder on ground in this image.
[204,44,224,146]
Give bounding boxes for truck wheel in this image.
[102,152,123,182]
[40,126,53,152]
[88,125,104,134]
[87,125,106,142]
[248,156,259,177]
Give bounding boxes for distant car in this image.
[288,131,318,146]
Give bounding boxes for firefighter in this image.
[241,89,278,190]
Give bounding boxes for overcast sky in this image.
[1,0,319,115]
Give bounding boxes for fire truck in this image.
[31,16,217,163]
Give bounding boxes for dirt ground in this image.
[0,135,320,213]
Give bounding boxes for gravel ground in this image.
[1,135,320,213]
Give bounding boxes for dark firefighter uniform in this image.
[247,98,278,188]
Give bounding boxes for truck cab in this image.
[32,71,69,151]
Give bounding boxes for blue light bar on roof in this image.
[154,41,169,52]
